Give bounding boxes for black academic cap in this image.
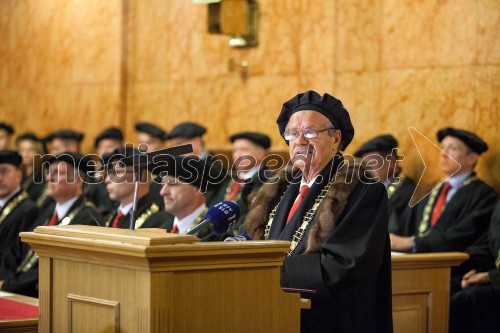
[134,122,167,140]
[94,127,124,148]
[102,146,140,166]
[0,150,22,168]
[229,132,271,149]
[154,155,221,192]
[45,130,84,143]
[167,122,207,140]
[354,134,398,157]
[437,127,488,155]
[0,122,14,135]
[277,91,354,150]
[45,152,95,175]
[16,132,42,144]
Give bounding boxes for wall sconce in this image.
[195,0,259,47]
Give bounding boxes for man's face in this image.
[97,139,122,157]
[0,130,10,150]
[0,163,22,198]
[287,111,341,179]
[49,138,79,155]
[160,175,199,217]
[360,151,393,182]
[232,139,266,171]
[439,136,477,176]
[105,166,135,202]
[18,140,37,167]
[46,161,82,202]
[137,133,163,152]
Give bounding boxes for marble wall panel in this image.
[379,67,477,185]
[473,65,500,190]
[336,0,382,72]
[477,0,500,65]
[383,0,476,68]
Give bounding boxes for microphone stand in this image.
[129,153,145,230]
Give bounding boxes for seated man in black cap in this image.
[167,122,226,206]
[449,200,500,333]
[16,132,47,204]
[213,132,274,231]
[390,127,497,254]
[354,134,415,234]
[94,127,124,157]
[0,150,38,280]
[167,122,210,158]
[44,129,84,155]
[0,152,102,297]
[135,122,168,152]
[102,147,171,229]
[243,91,392,333]
[158,155,223,234]
[0,122,15,150]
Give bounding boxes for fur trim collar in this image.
[245,162,365,254]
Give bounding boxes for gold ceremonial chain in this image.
[0,191,28,225]
[386,172,406,200]
[17,248,37,273]
[496,250,500,269]
[17,200,96,273]
[134,203,159,229]
[417,176,478,236]
[265,162,345,256]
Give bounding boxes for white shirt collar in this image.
[173,203,207,234]
[0,187,21,209]
[118,202,134,216]
[237,166,260,181]
[301,175,319,189]
[55,196,80,220]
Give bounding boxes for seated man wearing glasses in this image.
[243,91,392,333]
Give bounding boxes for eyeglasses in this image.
[282,127,336,141]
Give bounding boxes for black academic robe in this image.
[387,175,415,234]
[401,174,497,252]
[0,190,38,280]
[0,196,102,297]
[449,200,500,333]
[104,193,173,230]
[21,172,46,204]
[245,155,393,333]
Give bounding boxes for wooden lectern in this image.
[21,225,305,333]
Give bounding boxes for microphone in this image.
[186,201,240,240]
[224,233,252,242]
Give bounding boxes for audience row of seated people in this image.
[0,111,498,331]
[0,121,274,297]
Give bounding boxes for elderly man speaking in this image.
[244,91,393,333]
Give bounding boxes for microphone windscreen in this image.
[203,201,241,234]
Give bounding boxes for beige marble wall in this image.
[0,0,122,153]
[0,0,498,191]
